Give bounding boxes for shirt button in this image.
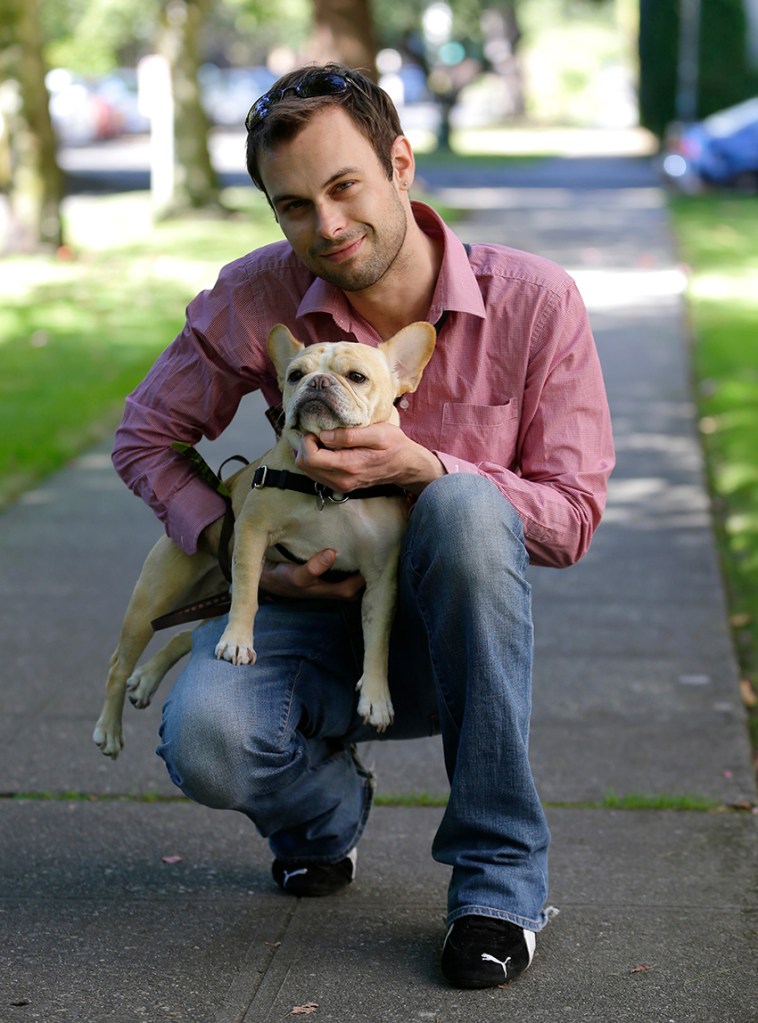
[399,398,410,410]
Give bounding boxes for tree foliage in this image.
[639,0,758,138]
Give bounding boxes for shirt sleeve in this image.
[112,284,258,555]
[435,281,614,568]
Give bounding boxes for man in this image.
[113,63,614,989]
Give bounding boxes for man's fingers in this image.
[303,548,337,580]
[319,426,386,449]
[260,551,364,602]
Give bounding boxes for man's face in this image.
[257,105,410,293]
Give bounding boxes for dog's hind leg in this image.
[93,536,218,759]
[93,616,156,759]
[127,629,194,708]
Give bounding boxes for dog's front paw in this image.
[92,717,124,759]
[356,679,394,732]
[215,633,256,666]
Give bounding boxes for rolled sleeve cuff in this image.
[165,477,228,555]
[434,450,480,476]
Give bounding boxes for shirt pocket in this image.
[439,400,520,468]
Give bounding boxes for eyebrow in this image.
[271,166,361,208]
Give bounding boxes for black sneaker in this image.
[271,848,357,897]
[441,915,536,988]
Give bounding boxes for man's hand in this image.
[261,548,364,601]
[296,423,444,495]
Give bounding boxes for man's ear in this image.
[390,134,415,191]
[267,324,304,386]
[378,321,437,396]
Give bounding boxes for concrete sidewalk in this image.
[1,152,756,1022]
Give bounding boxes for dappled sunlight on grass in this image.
[0,191,281,506]
[689,271,758,305]
[670,195,758,687]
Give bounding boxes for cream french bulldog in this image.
[93,321,436,758]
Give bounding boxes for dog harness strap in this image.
[251,466,404,503]
[217,501,235,583]
[252,466,315,495]
[171,443,245,584]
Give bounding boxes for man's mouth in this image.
[319,235,364,264]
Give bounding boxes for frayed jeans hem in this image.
[447,904,554,932]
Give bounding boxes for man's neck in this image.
[346,219,444,341]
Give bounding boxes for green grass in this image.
[669,194,758,735]
[6,789,734,812]
[593,790,721,813]
[0,190,282,506]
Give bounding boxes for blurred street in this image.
[56,123,657,195]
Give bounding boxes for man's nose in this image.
[315,200,346,239]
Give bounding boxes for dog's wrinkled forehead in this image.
[286,341,391,385]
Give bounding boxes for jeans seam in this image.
[404,548,462,731]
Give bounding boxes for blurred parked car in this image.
[46,68,122,146]
[199,65,277,127]
[662,97,758,192]
[95,69,150,134]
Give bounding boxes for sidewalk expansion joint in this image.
[212,901,298,1023]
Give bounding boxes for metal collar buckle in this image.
[314,483,349,511]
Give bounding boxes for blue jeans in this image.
[158,473,551,930]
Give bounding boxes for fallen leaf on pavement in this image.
[161,855,183,864]
[630,964,652,974]
[290,1003,318,1015]
[740,679,757,708]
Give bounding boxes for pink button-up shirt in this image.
[113,202,614,568]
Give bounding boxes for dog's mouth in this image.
[290,394,358,433]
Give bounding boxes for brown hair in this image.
[245,63,404,194]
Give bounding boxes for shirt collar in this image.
[296,201,486,326]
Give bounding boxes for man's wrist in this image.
[402,448,446,495]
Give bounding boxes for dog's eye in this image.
[287,369,304,383]
[347,372,367,384]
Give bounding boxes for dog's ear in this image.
[267,324,305,386]
[378,322,437,396]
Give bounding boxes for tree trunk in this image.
[0,0,64,250]
[481,3,525,117]
[156,0,220,211]
[308,0,377,79]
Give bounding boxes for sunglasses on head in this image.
[245,70,364,132]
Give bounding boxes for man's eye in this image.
[348,372,367,384]
[288,369,304,383]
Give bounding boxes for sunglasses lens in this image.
[296,72,350,99]
[245,95,271,130]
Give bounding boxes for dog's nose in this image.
[308,374,333,391]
